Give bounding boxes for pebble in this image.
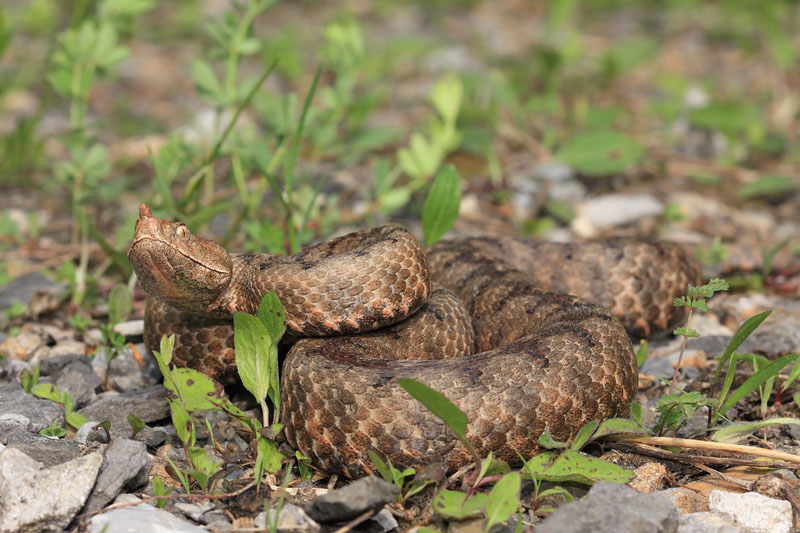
[303,476,400,523]
[678,511,744,532]
[102,342,162,392]
[571,193,664,237]
[0,451,103,533]
[537,481,679,533]
[88,495,208,533]
[53,357,104,408]
[628,462,667,493]
[83,438,153,513]
[0,272,67,316]
[707,490,792,533]
[114,319,145,337]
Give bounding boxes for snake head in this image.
[129,204,233,316]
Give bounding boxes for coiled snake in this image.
[128,204,699,478]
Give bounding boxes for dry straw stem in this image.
[607,435,800,464]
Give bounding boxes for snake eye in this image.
[175,224,191,241]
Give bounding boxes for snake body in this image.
[129,204,699,478]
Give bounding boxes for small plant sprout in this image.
[669,278,729,394]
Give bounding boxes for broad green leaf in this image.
[66,411,88,430]
[168,367,226,411]
[31,383,60,403]
[128,413,146,436]
[592,418,648,441]
[430,74,463,125]
[716,353,800,420]
[555,130,643,176]
[152,475,172,509]
[523,450,634,484]
[538,430,569,449]
[433,490,488,519]
[739,175,798,200]
[234,312,272,404]
[397,378,468,445]
[486,472,520,532]
[108,283,132,325]
[169,399,194,447]
[712,418,800,443]
[422,164,462,246]
[192,59,225,104]
[255,437,285,478]
[570,420,599,451]
[257,292,286,342]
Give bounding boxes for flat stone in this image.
[104,342,162,392]
[0,444,44,478]
[678,512,744,533]
[88,499,208,533]
[628,462,667,493]
[0,382,64,432]
[0,425,83,467]
[657,487,708,514]
[0,330,47,360]
[77,385,169,437]
[0,451,103,533]
[114,319,144,337]
[707,490,792,533]
[572,193,664,237]
[304,476,400,523]
[257,504,320,533]
[83,438,152,513]
[537,481,679,533]
[39,353,92,375]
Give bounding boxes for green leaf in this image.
[128,413,146,437]
[31,383,60,403]
[522,450,634,484]
[234,312,272,405]
[422,164,462,246]
[433,490,488,519]
[716,353,800,421]
[40,420,66,438]
[430,73,463,125]
[255,437,285,479]
[152,475,172,509]
[168,367,227,412]
[486,472,520,532]
[592,418,649,441]
[66,411,89,430]
[570,420,599,451]
[257,292,286,342]
[368,451,393,484]
[397,378,470,449]
[555,130,643,176]
[169,399,195,447]
[539,430,569,449]
[635,340,648,368]
[712,418,800,443]
[739,175,798,200]
[108,283,132,325]
[192,59,225,105]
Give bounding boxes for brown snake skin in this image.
[129,204,700,478]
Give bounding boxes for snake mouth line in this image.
[131,235,229,275]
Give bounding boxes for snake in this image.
[128,203,700,478]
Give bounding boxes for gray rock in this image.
[77,384,169,436]
[640,355,676,379]
[257,503,321,532]
[0,444,44,478]
[0,382,64,432]
[708,490,792,533]
[370,508,399,532]
[55,358,104,408]
[100,342,161,392]
[0,425,83,467]
[537,482,679,533]
[0,451,103,533]
[1,357,33,380]
[678,512,744,533]
[572,193,664,237]
[134,425,169,448]
[88,499,208,533]
[175,501,231,526]
[83,438,152,513]
[304,476,400,523]
[74,420,101,444]
[38,353,91,375]
[0,272,66,314]
[114,319,144,337]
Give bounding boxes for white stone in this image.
[708,490,792,533]
[678,511,743,533]
[572,193,663,237]
[89,501,208,533]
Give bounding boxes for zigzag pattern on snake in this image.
[128,204,700,478]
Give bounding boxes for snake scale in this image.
[128,204,700,478]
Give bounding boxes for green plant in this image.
[369,451,434,502]
[99,283,132,385]
[31,383,89,430]
[40,419,67,438]
[20,363,40,393]
[152,475,173,509]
